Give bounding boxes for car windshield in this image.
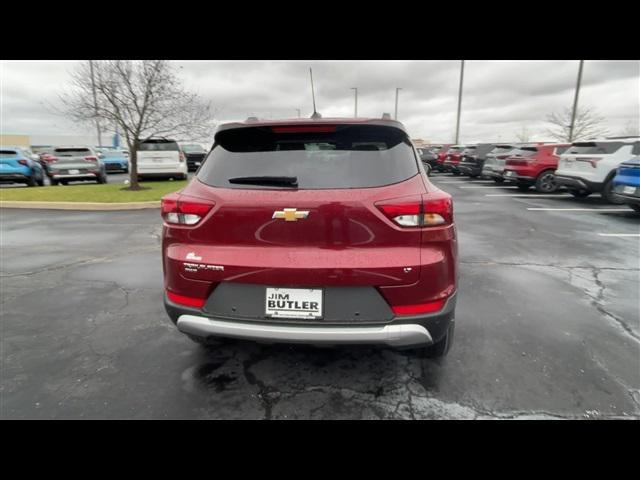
[565,142,624,155]
[139,141,179,151]
[511,147,538,157]
[54,148,92,156]
[102,150,125,158]
[198,124,419,189]
[489,145,514,155]
[181,144,205,153]
[0,150,20,157]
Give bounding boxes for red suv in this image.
[502,143,570,192]
[161,117,458,357]
[442,145,466,175]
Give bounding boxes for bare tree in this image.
[60,60,216,190]
[515,125,532,143]
[618,119,639,137]
[544,106,609,143]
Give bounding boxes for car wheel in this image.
[568,189,591,198]
[452,171,461,176]
[493,177,505,183]
[630,204,640,213]
[516,183,531,191]
[61,180,68,186]
[469,174,479,179]
[51,178,59,186]
[412,322,454,359]
[424,163,432,176]
[535,171,558,193]
[26,174,37,187]
[601,178,625,205]
[37,174,45,186]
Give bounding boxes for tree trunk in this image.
[129,139,140,190]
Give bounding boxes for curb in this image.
[0,201,160,211]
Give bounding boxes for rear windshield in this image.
[512,147,538,156]
[102,150,125,158]
[54,148,91,156]
[138,140,179,151]
[565,142,623,155]
[197,125,419,189]
[555,146,569,155]
[0,150,19,157]
[461,146,477,155]
[181,144,206,153]
[489,145,514,155]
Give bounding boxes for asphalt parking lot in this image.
[1,173,639,419]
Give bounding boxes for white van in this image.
[136,138,188,180]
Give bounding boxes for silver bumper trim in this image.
[51,173,97,178]
[176,315,433,347]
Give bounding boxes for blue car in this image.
[0,146,45,187]
[99,149,129,173]
[612,157,640,212]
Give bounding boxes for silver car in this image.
[47,146,108,186]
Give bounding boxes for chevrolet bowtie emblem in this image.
[272,208,310,221]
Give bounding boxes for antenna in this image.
[309,68,321,118]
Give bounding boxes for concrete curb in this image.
[0,201,160,211]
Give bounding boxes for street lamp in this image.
[569,60,584,142]
[394,88,403,120]
[454,60,465,144]
[296,108,301,118]
[350,87,358,117]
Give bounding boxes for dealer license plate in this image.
[265,287,323,319]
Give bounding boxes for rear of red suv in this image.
[161,118,458,357]
[502,144,570,192]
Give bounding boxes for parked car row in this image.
[0,138,208,187]
[417,137,640,211]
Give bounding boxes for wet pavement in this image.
[1,173,639,419]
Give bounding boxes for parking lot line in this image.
[597,233,640,237]
[527,208,630,212]
[485,194,572,197]
[458,186,518,189]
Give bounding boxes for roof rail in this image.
[246,116,259,122]
[382,113,392,120]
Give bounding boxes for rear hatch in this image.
[137,139,181,170]
[558,141,624,174]
[51,148,98,173]
[166,122,425,287]
[0,149,28,174]
[484,145,517,171]
[505,146,538,166]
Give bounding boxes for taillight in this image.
[575,157,602,168]
[42,155,58,163]
[161,194,214,225]
[391,298,446,316]
[166,290,205,308]
[376,194,453,228]
[84,156,98,162]
[179,151,186,162]
[17,159,29,166]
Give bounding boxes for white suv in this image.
[555,137,640,203]
[136,138,188,180]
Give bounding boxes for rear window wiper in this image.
[228,176,298,187]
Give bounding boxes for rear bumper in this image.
[503,170,535,182]
[50,173,98,180]
[612,184,640,205]
[165,291,456,348]
[0,173,30,182]
[554,175,603,192]
[481,169,503,179]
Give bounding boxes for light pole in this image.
[394,87,402,120]
[568,60,584,142]
[89,60,102,146]
[454,60,465,144]
[350,87,358,117]
[295,109,301,118]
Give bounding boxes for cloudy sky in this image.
[1,60,638,143]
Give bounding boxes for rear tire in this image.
[493,177,504,183]
[50,178,59,186]
[424,163,431,176]
[37,174,44,186]
[516,183,531,191]
[535,170,558,193]
[568,189,591,198]
[26,174,37,187]
[630,204,640,213]
[601,178,625,205]
[409,322,455,359]
[452,171,461,176]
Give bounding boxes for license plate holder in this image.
[69,169,80,174]
[265,287,323,319]
[623,185,636,195]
